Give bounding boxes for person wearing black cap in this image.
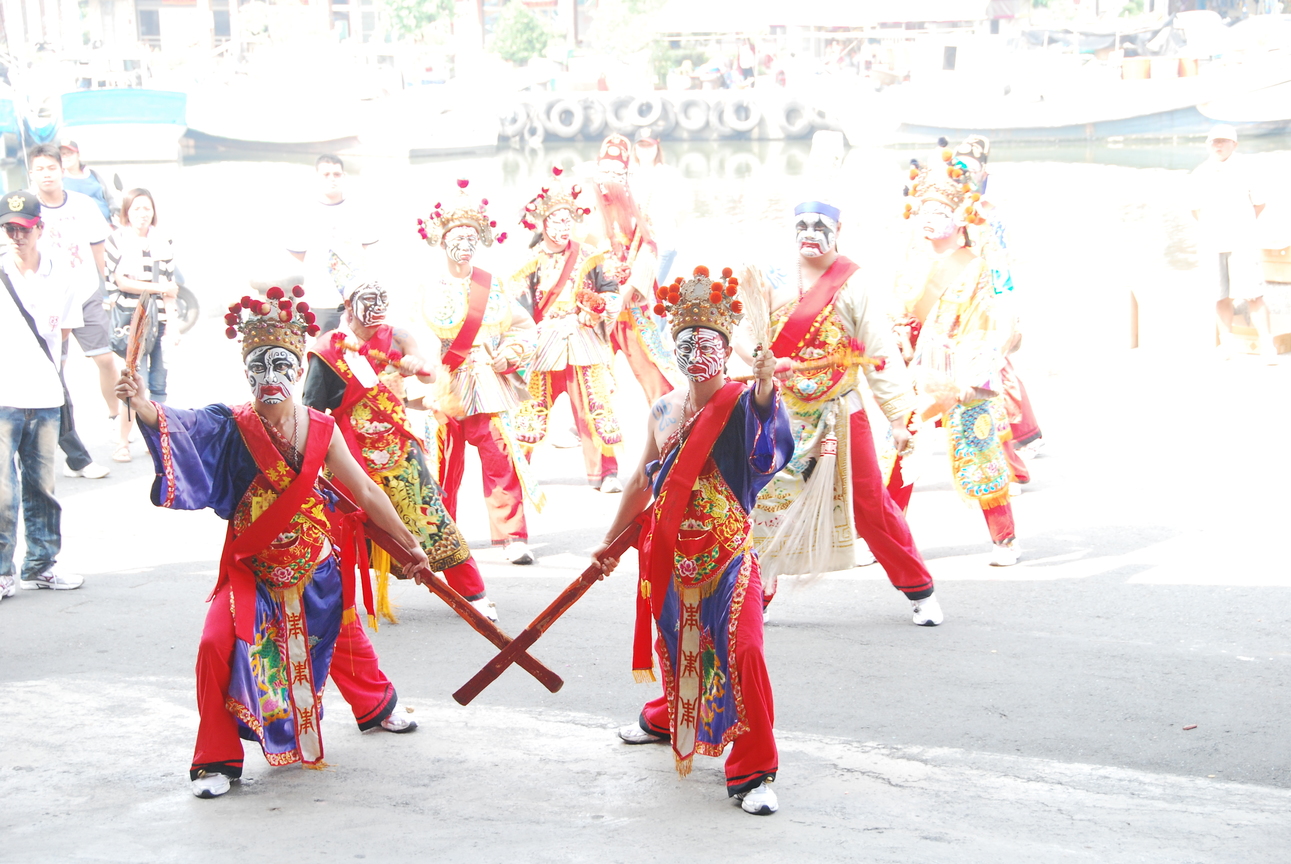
[0,190,87,598]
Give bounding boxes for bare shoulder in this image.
[649,391,686,439]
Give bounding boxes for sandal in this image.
[111,444,132,463]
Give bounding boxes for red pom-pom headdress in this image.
[419,178,503,247]
[653,265,744,340]
[224,285,318,357]
[520,166,590,232]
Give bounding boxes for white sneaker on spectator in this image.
[20,570,84,590]
[191,771,232,799]
[470,597,498,622]
[63,462,110,479]
[735,780,778,815]
[911,593,943,626]
[0,573,15,601]
[855,542,877,567]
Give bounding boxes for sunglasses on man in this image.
[4,223,35,238]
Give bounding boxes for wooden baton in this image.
[318,477,563,694]
[453,519,643,706]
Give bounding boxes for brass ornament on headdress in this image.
[653,265,745,340]
[418,179,506,248]
[520,166,591,231]
[901,141,985,226]
[224,285,318,358]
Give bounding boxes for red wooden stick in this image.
[453,520,643,706]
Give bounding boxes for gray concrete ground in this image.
[2,323,1289,863]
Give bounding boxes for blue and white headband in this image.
[794,201,841,222]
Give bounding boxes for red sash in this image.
[769,255,859,360]
[441,268,492,372]
[222,405,333,644]
[632,381,745,674]
[535,242,583,323]
[313,325,419,460]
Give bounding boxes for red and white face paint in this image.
[544,209,574,247]
[918,200,958,240]
[675,327,727,383]
[245,346,302,405]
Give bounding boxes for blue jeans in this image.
[0,407,62,579]
[140,322,168,401]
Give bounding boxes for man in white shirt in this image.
[0,190,86,599]
[29,143,114,476]
[286,154,380,333]
[1190,125,1274,360]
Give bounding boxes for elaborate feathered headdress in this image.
[224,286,319,357]
[902,138,986,226]
[653,265,744,340]
[418,179,506,247]
[520,166,591,231]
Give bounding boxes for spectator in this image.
[28,142,113,479]
[1190,124,1275,361]
[0,189,86,598]
[59,140,116,224]
[104,188,177,462]
[285,154,379,333]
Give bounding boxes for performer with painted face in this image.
[893,151,1020,566]
[583,134,680,405]
[593,265,792,815]
[741,199,944,626]
[116,289,434,799]
[303,278,496,620]
[416,180,539,568]
[509,167,626,492]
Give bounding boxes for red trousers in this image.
[888,453,1018,546]
[641,570,777,797]
[610,312,673,405]
[849,409,935,599]
[1000,357,1042,447]
[190,589,396,780]
[440,413,528,546]
[539,369,619,485]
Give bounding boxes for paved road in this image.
[1,322,1287,862]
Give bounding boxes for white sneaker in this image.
[617,724,667,745]
[470,597,499,622]
[911,593,943,626]
[379,712,418,733]
[990,541,1020,567]
[1019,439,1045,459]
[20,570,85,590]
[504,541,535,565]
[0,573,15,601]
[599,475,623,494]
[855,542,877,567]
[1009,482,1023,497]
[735,780,778,815]
[191,771,232,799]
[63,461,110,479]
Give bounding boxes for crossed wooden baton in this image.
[453,520,643,706]
[318,477,563,694]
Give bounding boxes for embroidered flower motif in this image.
[369,449,391,466]
[676,558,698,580]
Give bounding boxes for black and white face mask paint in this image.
[245,346,302,405]
[349,282,388,328]
[794,212,839,259]
[674,327,727,383]
[444,226,480,265]
[918,201,958,241]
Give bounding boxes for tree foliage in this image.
[383,0,455,41]
[491,2,553,67]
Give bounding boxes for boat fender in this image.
[628,95,664,127]
[500,104,529,139]
[522,116,547,146]
[674,96,710,133]
[580,97,608,138]
[650,98,678,138]
[544,99,585,139]
[721,97,762,133]
[778,100,813,138]
[605,95,638,135]
[708,97,732,136]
